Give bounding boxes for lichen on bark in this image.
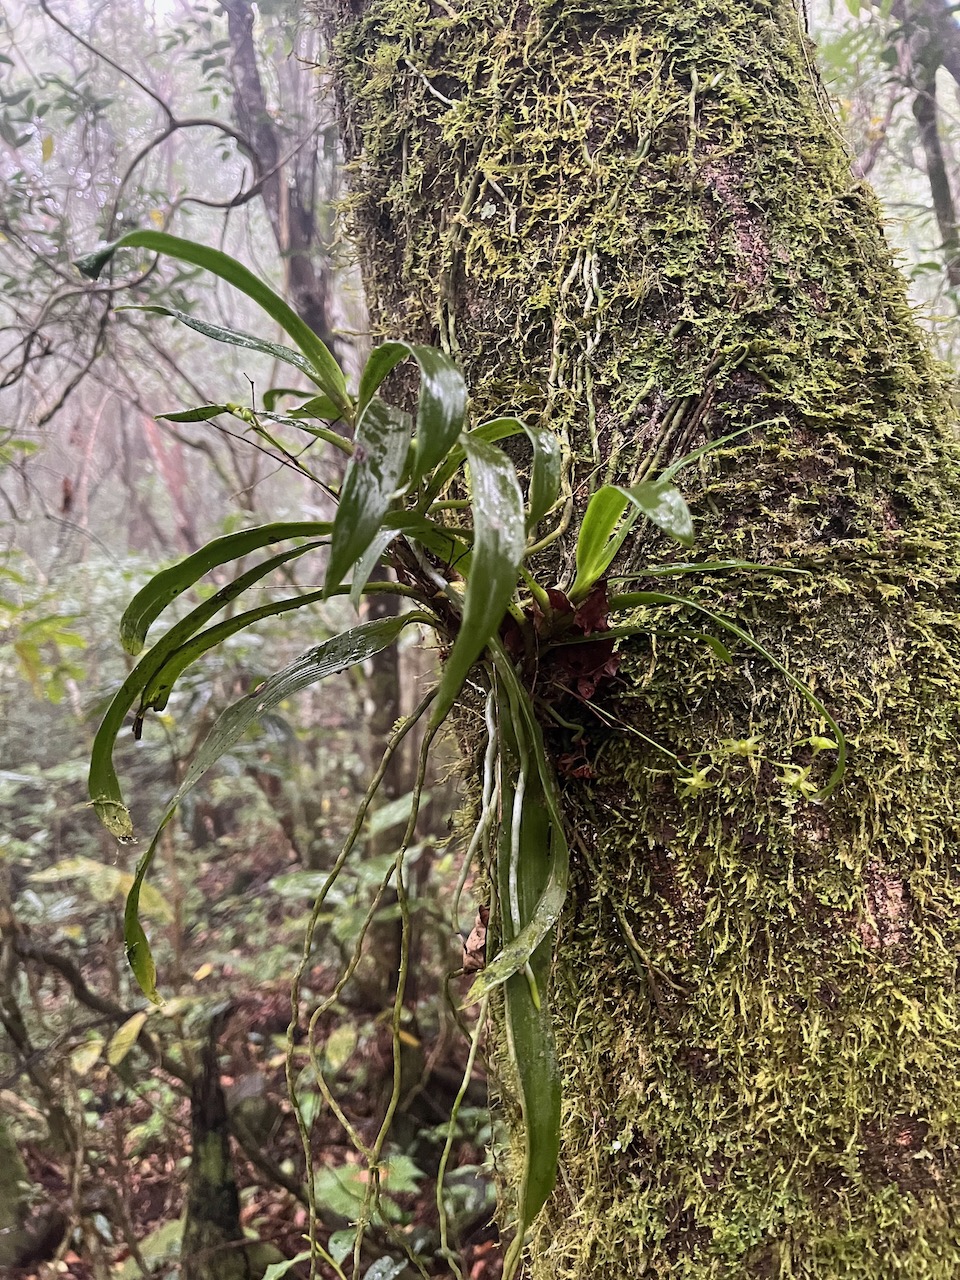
[330,0,960,1274]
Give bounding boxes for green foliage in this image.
[83,235,846,1275]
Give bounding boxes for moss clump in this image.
[333,0,960,1274]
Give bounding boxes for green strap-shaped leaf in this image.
[349,530,401,611]
[325,399,412,594]
[119,305,320,384]
[89,540,328,839]
[155,404,229,423]
[467,648,569,1001]
[658,422,759,482]
[491,667,563,1277]
[569,486,631,602]
[569,479,695,602]
[123,611,432,1002]
[615,478,694,546]
[608,590,846,797]
[156,404,353,457]
[138,588,330,717]
[121,521,328,654]
[288,394,344,421]
[358,341,467,486]
[262,386,307,411]
[429,437,526,726]
[76,231,351,413]
[609,559,807,582]
[522,424,562,533]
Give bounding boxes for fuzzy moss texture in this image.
[331,0,960,1274]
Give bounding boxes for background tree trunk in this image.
[332,0,960,1275]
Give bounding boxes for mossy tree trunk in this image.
[329,0,960,1275]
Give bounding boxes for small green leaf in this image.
[363,1260,407,1280]
[328,1234,353,1267]
[289,394,343,421]
[262,387,306,411]
[70,1038,105,1075]
[616,478,694,546]
[430,437,526,726]
[326,399,412,594]
[324,1024,358,1072]
[156,404,229,423]
[569,486,630,602]
[262,1253,313,1280]
[522,423,562,532]
[106,1011,149,1066]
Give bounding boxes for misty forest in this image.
[6,1,960,1278]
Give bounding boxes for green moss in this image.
[334,0,960,1274]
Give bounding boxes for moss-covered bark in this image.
[330,0,960,1274]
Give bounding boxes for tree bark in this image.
[330,1,960,1275]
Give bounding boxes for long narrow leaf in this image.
[325,399,412,594]
[176,614,430,806]
[483,661,566,1275]
[76,231,350,413]
[522,424,562,533]
[430,438,526,726]
[122,612,431,1002]
[118,305,320,384]
[608,560,807,581]
[467,648,569,1001]
[138,589,330,716]
[658,422,759,482]
[121,521,328,654]
[89,540,327,839]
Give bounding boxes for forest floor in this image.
[7,805,502,1280]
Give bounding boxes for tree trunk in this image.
[223,0,340,352]
[331,1,960,1274]
[181,1009,252,1280]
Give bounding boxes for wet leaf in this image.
[430,437,525,725]
[358,341,467,485]
[122,613,431,1002]
[77,231,350,411]
[616,478,694,546]
[326,399,412,594]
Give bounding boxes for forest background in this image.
[2,0,959,1277]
